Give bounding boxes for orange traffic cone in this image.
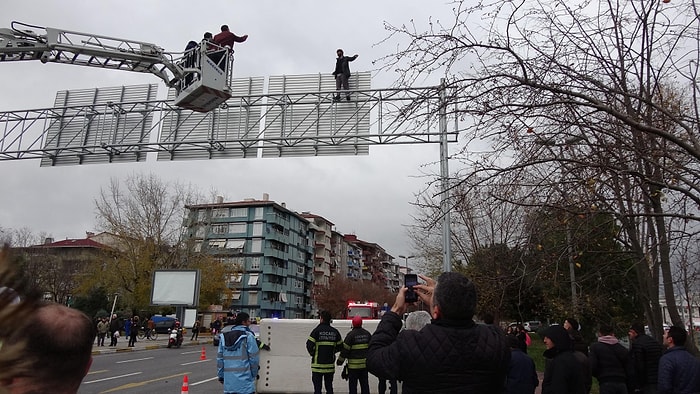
[181,375,189,394]
[200,346,206,360]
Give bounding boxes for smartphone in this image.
[404,274,418,303]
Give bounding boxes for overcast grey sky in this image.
[0,1,459,259]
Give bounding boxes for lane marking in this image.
[83,372,142,384]
[98,372,189,393]
[116,357,154,364]
[87,369,108,375]
[180,359,210,366]
[180,350,200,355]
[191,376,219,386]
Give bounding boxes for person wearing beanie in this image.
[337,315,372,394]
[565,317,589,355]
[541,324,588,394]
[367,272,510,393]
[628,322,663,393]
[589,324,631,394]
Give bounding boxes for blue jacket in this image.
[217,325,260,394]
[658,346,700,394]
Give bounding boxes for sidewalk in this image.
[92,333,213,355]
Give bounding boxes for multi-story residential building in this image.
[341,234,363,281]
[330,230,349,280]
[300,212,336,297]
[343,234,396,289]
[184,195,314,319]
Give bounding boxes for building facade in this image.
[184,196,314,319]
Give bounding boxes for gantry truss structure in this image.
[0,72,458,166]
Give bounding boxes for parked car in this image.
[212,323,260,347]
[151,316,177,334]
[523,321,541,332]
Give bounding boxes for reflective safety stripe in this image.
[350,343,369,350]
[311,365,336,373]
[223,366,251,372]
[223,354,249,360]
[347,358,367,369]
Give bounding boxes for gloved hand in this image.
[336,357,345,366]
[218,378,224,384]
[262,344,271,351]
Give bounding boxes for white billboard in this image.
[151,269,200,306]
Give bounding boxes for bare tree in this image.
[85,173,206,308]
[382,0,700,337]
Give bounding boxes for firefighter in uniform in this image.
[337,315,372,394]
[306,310,343,394]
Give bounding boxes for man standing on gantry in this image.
[332,49,358,102]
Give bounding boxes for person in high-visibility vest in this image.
[306,311,343,394]
[337,315,372,394]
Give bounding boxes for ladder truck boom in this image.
[0,21,181,86]
[0,21,233,112]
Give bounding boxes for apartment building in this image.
[184,195,314,319]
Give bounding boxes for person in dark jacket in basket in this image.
[628,322,664,394]
[589,323,632,394]
[366,272,510,394]
[541,324,588,394]
[306,310,343,394]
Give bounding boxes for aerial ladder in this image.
[0,21,232,112]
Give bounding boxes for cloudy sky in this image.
[0,1,460,260]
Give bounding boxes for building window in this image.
[280,293,287,303]
[248,291,258,304]
[195,226,205,238]
[213,208,228,218]
[208,240,226,248]
[230,273,243,283]
[231,208,247,218]
[211,224,227,234]
[251,239,262,253]
[228,223,247,234]
[250,257,261,270]
[197,209,207,221]
[252,222,263,236]
[225,239,246,251]
[254,207,264,220]
[232,291,241,300]
[248,274,259,286]
[193,241,202,253]
[296,265,304,275]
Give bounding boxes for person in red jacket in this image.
[211,25,247,70]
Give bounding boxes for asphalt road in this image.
[80,346,221,393]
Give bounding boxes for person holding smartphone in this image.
[366,272,510,393]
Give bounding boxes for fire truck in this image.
[0,21,234,112]
[344,301,380,319]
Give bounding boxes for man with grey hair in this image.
[404,310,432,331]
[367,272,510,393]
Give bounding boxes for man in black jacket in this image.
[628,322,663,394]
[332,49,358,102]
[542,324,589,394]
[306,310,343,394]
[589,323,631,394]
[366,272,510,393]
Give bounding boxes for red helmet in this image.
[175,321,180,327]
[352,315,363,328]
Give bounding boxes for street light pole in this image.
[398,255,415,272]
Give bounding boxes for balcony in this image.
[263,249,286,259]
[260,300,285,311]
[261,282,283,293]
[262,264,286,276]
